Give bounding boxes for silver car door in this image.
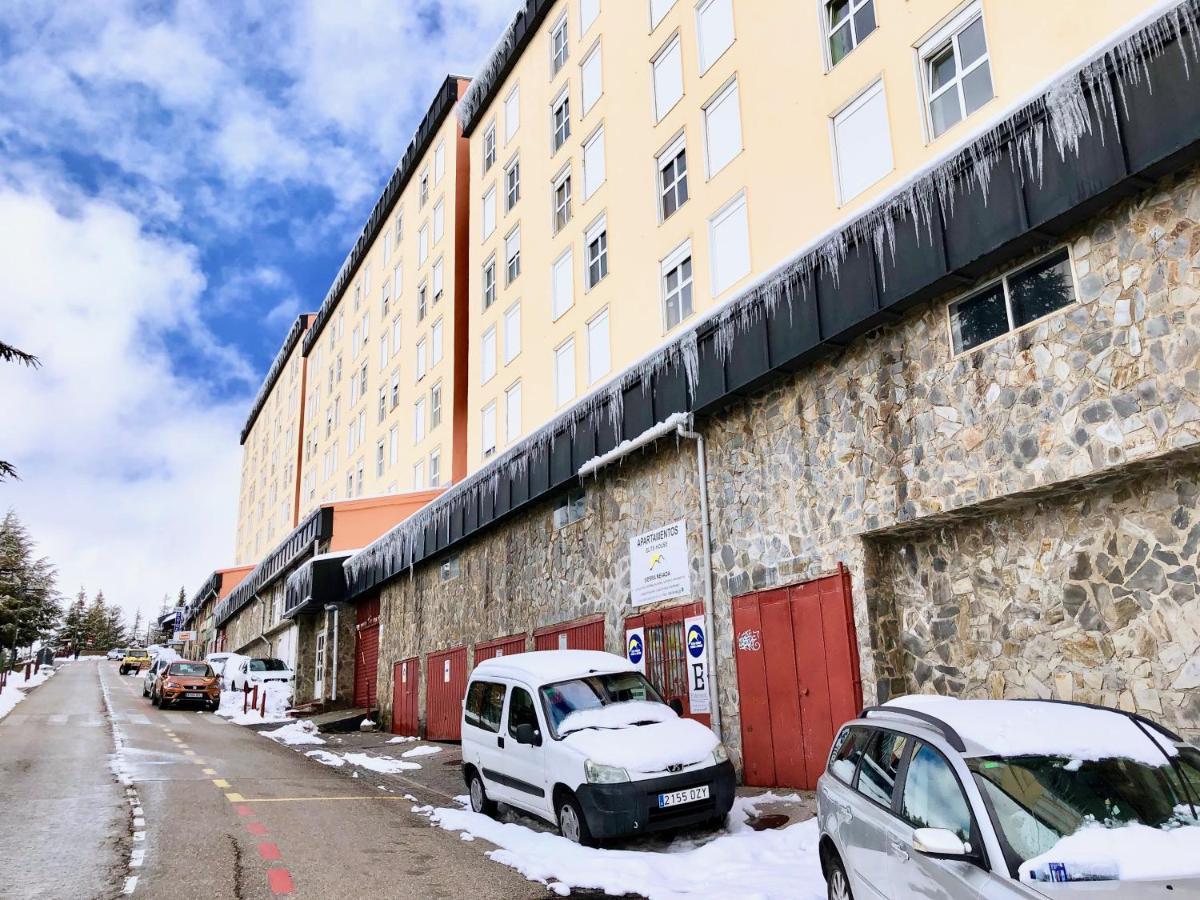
[844,729,911,899]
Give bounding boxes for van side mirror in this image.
[912,828,971,859]
[668,698,684,716]
[514,723,540,746]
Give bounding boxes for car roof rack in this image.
[859,706,966,753]
[1013,698,1183,743]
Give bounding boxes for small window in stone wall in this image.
[439,554,461,582]
[948,248,1076,354]
[553,487,587,529]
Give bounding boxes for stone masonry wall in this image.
[375,165,1200,765]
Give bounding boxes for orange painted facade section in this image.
[326,490,445,553]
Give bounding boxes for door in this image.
[426,646,468,740]
[391,657,420,736]
[533,614,605,651]
[353,598,381,710]
[475,634,526,663]
[732,565,862,789]
[624,600,709,725]
[314,630,326,701]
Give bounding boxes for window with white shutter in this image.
[833,80,893,203]
[583,127,606,200]
[482,403,498,457]
[504,302,521,364]
[652,35,683,121]
[696,0,735,72]
[481,326,497,383]
[650,0,677,29]
[504,85,520,143]
[431,318,444,365]
[580,0,600,34]
[506,381,522,443]
[709,191,751,296]
[555,338,576,407]
[587,308,610,384]
[703,78,742,176]
[581,43,602,114]
[552,249,574,319]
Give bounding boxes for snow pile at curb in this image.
[342,752,422,774]
[387,735,418,744]
[216,682,293,725]
[416,794,826,898]
[263,720,325,746]
[0,665,57,721]
[305,749,345,767]
[1020,822,1200,882]
[401,745,442,758]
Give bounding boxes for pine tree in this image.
[128,609,143,646]
[0,510,61,661]
[59,590,87,651]
[1,341,41,482]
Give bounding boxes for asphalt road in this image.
[0,658,548,899]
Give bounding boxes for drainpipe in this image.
[324,603,340,703]
[674,421,722,742]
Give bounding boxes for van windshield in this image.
[539,672,664,739]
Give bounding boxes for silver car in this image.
[817,699,1200,899]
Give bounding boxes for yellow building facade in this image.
[461,0,1164,467]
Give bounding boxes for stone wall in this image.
[221,599,269,656]
[374,164,1200,766]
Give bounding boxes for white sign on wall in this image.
[683,615,711,714]
[173,630,196,642]
[625,627,646,674]
[629,520,690,607]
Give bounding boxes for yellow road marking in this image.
[178,743,189,748]
[192,759,206,765]
[224,793,244,802]
[212,779,230,788]
[183,751,196,757]
[202,768,217,775]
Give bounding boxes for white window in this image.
[505,156,521,211]
[413,460,425,489]
[580,0,600,34]
[432,257,444,300]
[483,122,497,172]
[551,14,569,74]
[433,199,444,244]
[553,168,572,232]
[382,229,391,267]
[482,187,497,238]
[832,80,893,203]
[391,317,402,356]
[652,35,684,121]
[431,318,444,365]
[393,263,403,298]
[662,241,694,330]
[505,227,522,284]
[921,4,993,139]
[434,139,446,183]
[429,449,441,487]
[658,134,688,220]
[709,192,751,296]
[552,89,571,152]
[581,43,602,114]
[704,78,742,177]
[416,338,428,381]
[389,425,399,464]
[418,222,429,264]
[587,308,611,384]
[505,381,522,443]
[481,326,497,383]
[555,338,576,407]
[585,215,608,289]
[503,302,522,363]
[696,0,735,72]
[414,397,427,442]
[417,281,428,321]
[419,169,429,206]
[431,381,443,427]
[825,0,876,67]
[504,85,521,143]
[583,127,606,200]
[482,402,498,457]
[394,211,404,244]
[552,249,574,319]
[650,0,677,29]
[378,333,387,371]
[390,368,400,407]
[483,256,497,309]
[376,439,385,476]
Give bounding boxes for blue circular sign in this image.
[627,633,644,664]
[687,624,705,658]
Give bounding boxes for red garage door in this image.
[733,565,862,789]
[533,614,605,651]
[474,633,526,663]
[624,600,709,727]
[353,597,380,710]
[391,657,419,737]
[425,646,468,741]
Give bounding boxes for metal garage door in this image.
[474,633,527,663]
[425,646,468,741]
[732,565,862,789]
[353,597,380,710]
[624,600,709,726]
[533,614,605,651]
[391,657,419,737]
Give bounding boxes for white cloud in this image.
[0,185,249,625]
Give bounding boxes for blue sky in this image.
[0,0,513,626]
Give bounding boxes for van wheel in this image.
[142,684,149,698]
[827,853,853,900]
[556,793,596,847]
[468,771,497,818]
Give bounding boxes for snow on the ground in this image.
[305,749,345,768]
[215,681,293,725]
[415,793,826,899]
[1019,822,1200,882]
[342,752,422,774]
[387,735,418,744]
[401,745,442,758]
[0,665,57,722]
[262,720,325,746]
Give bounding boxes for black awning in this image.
[284,554,350,619]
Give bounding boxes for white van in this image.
[461,649,736,845]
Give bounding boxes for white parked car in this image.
[141,655,172,698]
[204,652,231,676]
[224,656,294,692]
[461,650,735,845]
[106,648,124,661]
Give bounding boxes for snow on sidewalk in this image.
[413,794,826,899]
[215,682,293,725]
[262,720,325,746]
[0,665,58,722]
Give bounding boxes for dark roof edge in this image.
[240,314,312,445]
[458,1,554,137]
[301,75,467,359]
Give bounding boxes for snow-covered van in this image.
[461,650,735,845]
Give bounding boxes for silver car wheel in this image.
[470,777,484,813]
[829,868,851,900]
[559,802,581,844]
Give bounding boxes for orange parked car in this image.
[151,660,221,711]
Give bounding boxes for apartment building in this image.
[298,76,471,515]
[460,0,1165,466]
[235,314,312,565]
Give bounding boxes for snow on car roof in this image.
[883,696,1177,766]
[472,650,635,684]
